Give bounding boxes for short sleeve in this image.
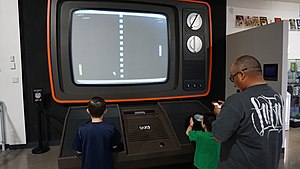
[212,94,244,142]
[188,130,204,142]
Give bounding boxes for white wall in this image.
[0,0,26,144]
[288,31,300,59]
[227,0,300,59]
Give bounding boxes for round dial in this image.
[187,36,202,53]
[186,13,202,30]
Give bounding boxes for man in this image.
[73,96,121,169]
[212,55,283,169]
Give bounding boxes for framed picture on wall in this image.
[289,19,297,30]
[251,16,260,27]
[296,19,300,30]
[235,15,244,27]
[260,16,268,26]
[274,17,281,22]
[244,16,252,27]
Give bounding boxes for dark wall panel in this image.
[19,0,70,144]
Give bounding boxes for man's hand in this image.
[213,100,224,116]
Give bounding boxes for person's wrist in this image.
[189,125,193,128]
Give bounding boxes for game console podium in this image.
[58,100,211,169]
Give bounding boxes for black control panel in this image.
[182,8,209,91]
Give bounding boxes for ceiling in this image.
[243,0,300,3]
[270,0,300,3]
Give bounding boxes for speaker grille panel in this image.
[126,117,168,142]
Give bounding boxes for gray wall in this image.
[226,21,289,137]
[226,21,288,99]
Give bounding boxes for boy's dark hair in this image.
[87,96,106,118]
[203,114,216,132]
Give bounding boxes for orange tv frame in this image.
[47,0,212,103]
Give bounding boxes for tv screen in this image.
[71,10,169,85]
[48,0,212,103]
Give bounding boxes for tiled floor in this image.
[278,127,300,169]
[0,145,59,169]
[1,128,300,169]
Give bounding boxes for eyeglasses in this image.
[229,68,248,82]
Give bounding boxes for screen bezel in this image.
[47,0,212,103]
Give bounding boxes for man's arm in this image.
[212,100,224,116]
[212,96,243,143]
[212,100,223,143]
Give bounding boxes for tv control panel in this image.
[182,7,210,91]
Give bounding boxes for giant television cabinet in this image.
[47,0,213,168]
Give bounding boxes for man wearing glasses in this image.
[212,55,283,169]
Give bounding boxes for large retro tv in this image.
[47,0,212,103]
[48,0,213,168]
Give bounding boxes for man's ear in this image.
[240,71,247,80]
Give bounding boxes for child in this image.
[186,114,220,169]
[72,96,121,169]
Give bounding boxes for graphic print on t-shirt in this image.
[250,94,283,137]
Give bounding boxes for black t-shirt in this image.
[212,84,283,169]
[72,121,121,169]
